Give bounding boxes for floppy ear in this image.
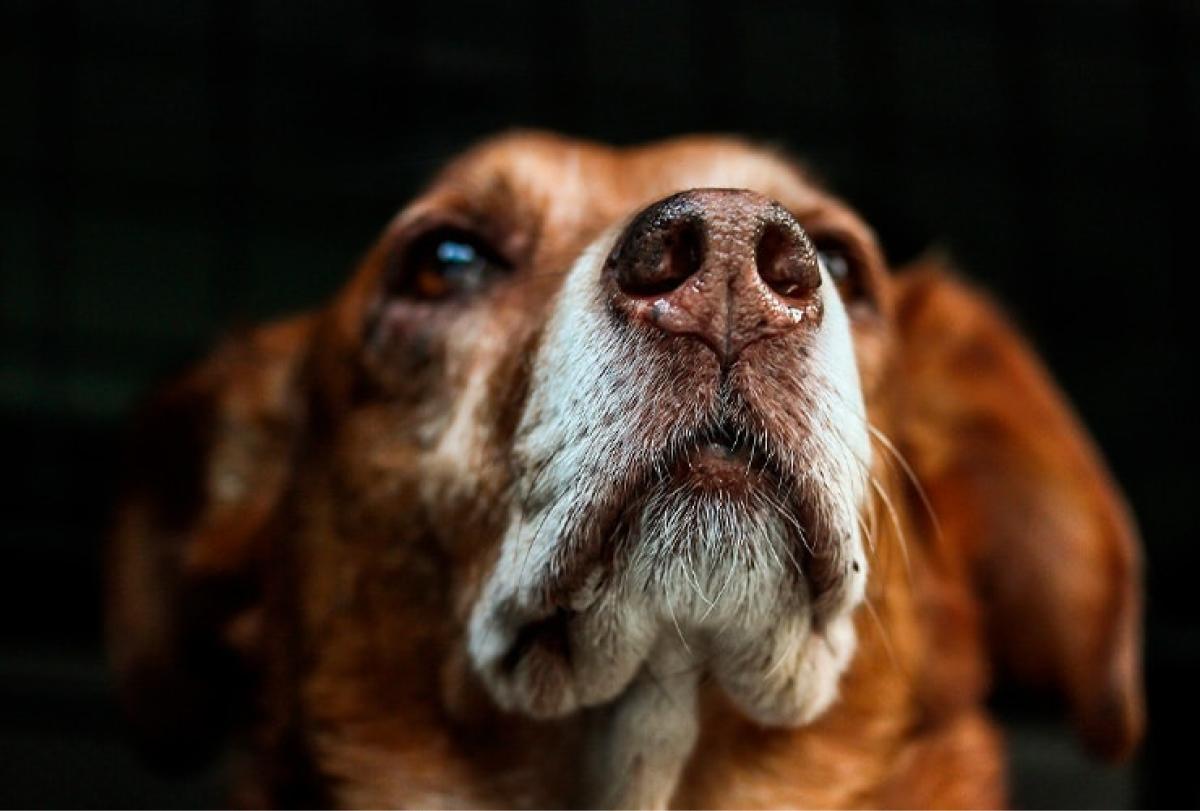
[106,315,311,769]
[893,257,1143,761]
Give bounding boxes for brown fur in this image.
[107,132,1142,807]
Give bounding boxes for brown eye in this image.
[395,229,509,301]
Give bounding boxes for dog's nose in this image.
[606,189,823,364]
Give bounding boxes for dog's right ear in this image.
[106,315,312,770]
[891,258,1143,761]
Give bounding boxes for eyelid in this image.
[380,223,512,307]
[399,218,513,273]
[807,227,854,252]
[810,231,870,275]
[806,231,877,309]
[393,205,517,263]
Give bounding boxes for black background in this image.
[1,0,1196,807]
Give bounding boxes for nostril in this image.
[614,216,705,298]
[756,221,821,301]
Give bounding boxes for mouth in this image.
[471,412,858,720]
[534,416,812,612]
[554,415,803,570]
[470,404,867,722]
[666,421,777,495]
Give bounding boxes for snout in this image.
[605,189,824,365]
[469,184,870,727]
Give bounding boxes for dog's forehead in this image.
[428,132,829,231]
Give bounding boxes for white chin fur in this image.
[466,232,869,727]
[468,487,865,723]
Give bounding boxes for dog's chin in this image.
[467,450,866,726]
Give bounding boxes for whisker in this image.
[763,625,801,680]
[806,356,943,561]
[807,405,912,591]
[867,424,943,545]
[868,473,913,588]
[680,522,713,608]
[698,561,736,624]
[855,511,876,555]
[665,589,694,657]
[863,591,908,680]
[760,490,809,577]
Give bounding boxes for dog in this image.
[107,131,1143,808]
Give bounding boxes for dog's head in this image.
[108,132,1143,805]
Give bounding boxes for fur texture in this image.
[107,132,1143,808]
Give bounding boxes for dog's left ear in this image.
[106,314,312,769]
[892,257,1144,761]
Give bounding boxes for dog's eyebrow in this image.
[383,177,552,276]
[388,176,518,237]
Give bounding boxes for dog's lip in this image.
[668,422,774,483]
[540,418,804,610]
[692,422,750,458]
[524,418,835,660]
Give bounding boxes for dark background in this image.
[1,0,1196,807]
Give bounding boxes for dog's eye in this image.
[816,242,865,304]
[395,229,508,301]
